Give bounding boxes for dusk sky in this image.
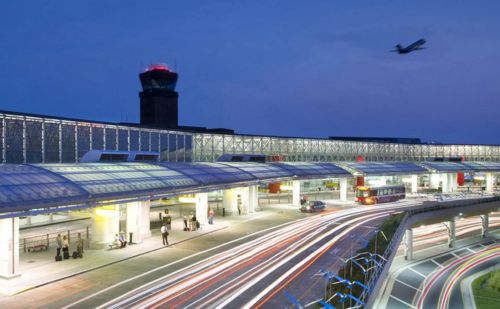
[1,1,499,144]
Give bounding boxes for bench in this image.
[108,242,121,249]
[28,244,48,252]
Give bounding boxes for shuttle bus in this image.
[356,185,405,205]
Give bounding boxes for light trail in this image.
[417,245,500,309]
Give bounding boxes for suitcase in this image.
[72,251,79,259]
[55,255,62,262]
[196,221,200,229]
[63,251,70,259]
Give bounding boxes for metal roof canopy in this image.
[0,161,349,215]
[340,162,428,176]
[419,161,500,173]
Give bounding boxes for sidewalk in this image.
[1,202,318,297]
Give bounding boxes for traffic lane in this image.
[120,211,387,308]
[2,211,310,309]
[420,246,500,309]
[261,218,385,307]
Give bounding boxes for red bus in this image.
[356,185,406,205]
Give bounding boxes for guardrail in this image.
[20,226,92,253]
[358,195,500,308]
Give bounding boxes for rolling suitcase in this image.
[55,255,62,262]
[72,251,79,259]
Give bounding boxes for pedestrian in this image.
[183,215,188,231]
[56,233,62,257]
[76,232,84,257]
[188,213,193,231]
[237,195,242,215]
[191,212,197,231]
[208,208,215,225]
[62,235,69,258]
[161,223,169,246]
[164,209,172,231]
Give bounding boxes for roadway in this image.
[61,199,423,309]
[1,195,496,309]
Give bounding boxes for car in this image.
[300,201,326,213]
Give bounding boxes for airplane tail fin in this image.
[396,44,403,52]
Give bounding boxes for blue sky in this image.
[0,1,499,144]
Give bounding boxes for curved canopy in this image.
[1,160,499,215]
[340,162,428,176]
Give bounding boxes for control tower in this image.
[139,64,179,128]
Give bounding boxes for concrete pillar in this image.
[196,193,209,226]
[481,214,489,238]
[486,173,495,192]
[26,216,31,226]
[442,174,449,193]
[49,213,54,222]
[92,206,120,244]
[125,201,151,244]
[222,189,238,215]
[449,173,457,192]
[411,175,418,194]
[429,174,440,190]
[447,218,456,248]
[404,228,413,261]
[248,185,258,213]
[0,217,20,279]
[292,180,301,206]
[339,178,348,201]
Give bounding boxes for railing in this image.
[20,226,92,253]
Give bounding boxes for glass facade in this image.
[1,112,500,164]
[0,113,192,164]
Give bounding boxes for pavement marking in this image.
[430,259,443,268]
[389,295,417,308]
[450,251,461,259]
[466,247,476,253]
[395,279,422,292]
[408,267,427,278]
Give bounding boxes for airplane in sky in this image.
[392,38,426,54]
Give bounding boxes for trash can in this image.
[129,232,133,244]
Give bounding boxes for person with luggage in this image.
[62,235,70,259]
[191,212,197,231]
[161,223,169,246]
[56,233,63,257]
[76,232,84,258]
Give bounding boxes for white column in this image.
[126,201,151,244]
[49,213,54,222]
[411,175,418,194]
[292,180,301,206]
[0,218,20,279]
[26,216,32,226]
[481,214,489,238]
[449,173,457,192]
[442,173,449,193]
[429,174,440,189]
[92,206,120,244]
[248,185,258,213]
[339,178,348,201]
[486,173,495,192]
[447,218,456,248]
[222,189,237,215]
[404,228,413,261]
[239,187,250,215]
[140,200,151,239]
[196,192,209,226]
